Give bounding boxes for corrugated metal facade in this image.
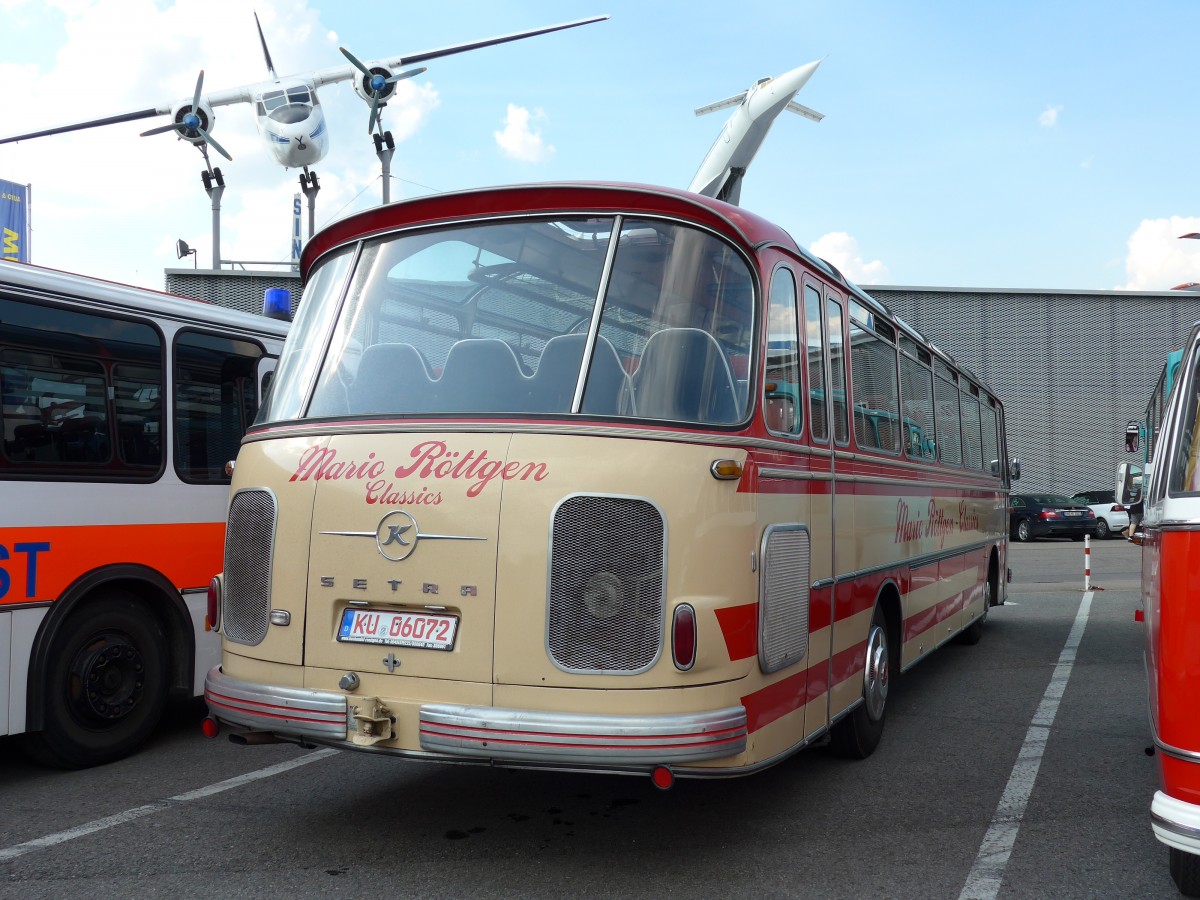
[866,285,1200,494]
[164,268,301,317]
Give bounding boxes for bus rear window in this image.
[299,217,755,426]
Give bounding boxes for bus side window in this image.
[804,285,828,442]
[174,330,269,483]
[764,267,801,436]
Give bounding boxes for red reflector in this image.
[672,604,697,670]
[651,766,675,790]
[206,577,220,633]
[1135,608,1145,623]
[201,717,220,738]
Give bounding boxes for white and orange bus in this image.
[0,261,288,767]
[1120,332,1200,895]
[204,183,1014,785]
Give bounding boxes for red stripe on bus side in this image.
[0,522,225,604]
[741,642,863,734]
[715,603,758,661]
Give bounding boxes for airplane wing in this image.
[786,101,824,123]
[694,93,748,117]
[307,15,610,88]
[0,84,256,146]
[0,15,607,146]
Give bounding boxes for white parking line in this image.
[958,591,1093,900]
[0,747,338,863]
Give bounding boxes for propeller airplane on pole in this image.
[0,13,609,172]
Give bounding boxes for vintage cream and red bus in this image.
[203,183,1013,784]
[1120,330,1200,895]
[0,260,288,767]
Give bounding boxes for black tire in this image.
[24,592,169,768]
[1094,518,1110,540]
[958,562,996,646]
[1016,519,1033,542]
[1170,847,1200,897]
[828,605,891,759]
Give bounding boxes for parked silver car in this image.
[1070,490,1130,539]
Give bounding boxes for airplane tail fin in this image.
[254,12,277,78]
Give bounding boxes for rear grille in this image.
[759,525,810,673]
[222,488,276,646]
[547,495,665,674]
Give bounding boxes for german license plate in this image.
[1064,511,1083,517]
[337,608,458,651]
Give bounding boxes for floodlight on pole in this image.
[176,239,198,268]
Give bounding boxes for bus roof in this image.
[0,259,290,337]
[300,182,801,278]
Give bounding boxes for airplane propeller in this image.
[140,70,232,160]
[339,47,426,134]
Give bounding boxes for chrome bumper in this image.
[204,667,348,740]
[419,704,747,765]
[205,668,747,766]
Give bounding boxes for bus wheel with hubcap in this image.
[25,593,169,769]
[828,606,891,759]
[958,570,993,646]
[1170,847,1200,897]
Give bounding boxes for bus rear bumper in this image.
[418,703,747,765]
[204,667,748,766]
[1152,790,1200,855]
[204,667,348,740]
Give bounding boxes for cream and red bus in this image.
[1120,330,1200,895]
[0,260,288,767]
[204,183,1013,785]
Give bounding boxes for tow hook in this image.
[350,696,394,746]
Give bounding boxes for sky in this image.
[2,0,1200,294]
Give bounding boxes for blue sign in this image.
[0,178,29,263]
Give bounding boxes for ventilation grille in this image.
[547,496,665,674]
[759,526,810,673]
[222,489,276,646]
[164,271,302,316]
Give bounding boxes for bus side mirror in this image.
[1009,458,1021,481]
[1125,420,1140,453]
[1117,462,1143,506]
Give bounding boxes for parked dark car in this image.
[1009,493,1097,542]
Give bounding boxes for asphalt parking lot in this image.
[0,537,1174,899]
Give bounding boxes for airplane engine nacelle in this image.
[351,63,399,106]
[167,99,217,145]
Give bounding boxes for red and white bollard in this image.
[1084,534,1091,592]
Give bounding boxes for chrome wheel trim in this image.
[863,623,889,722]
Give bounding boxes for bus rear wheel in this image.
[25,592,169,768]
[828,605,890,759]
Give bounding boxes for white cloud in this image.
[809,232,892,285]
[493,104,555,163]
[1120,216,1200,290]
[1039,104,1063,127]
